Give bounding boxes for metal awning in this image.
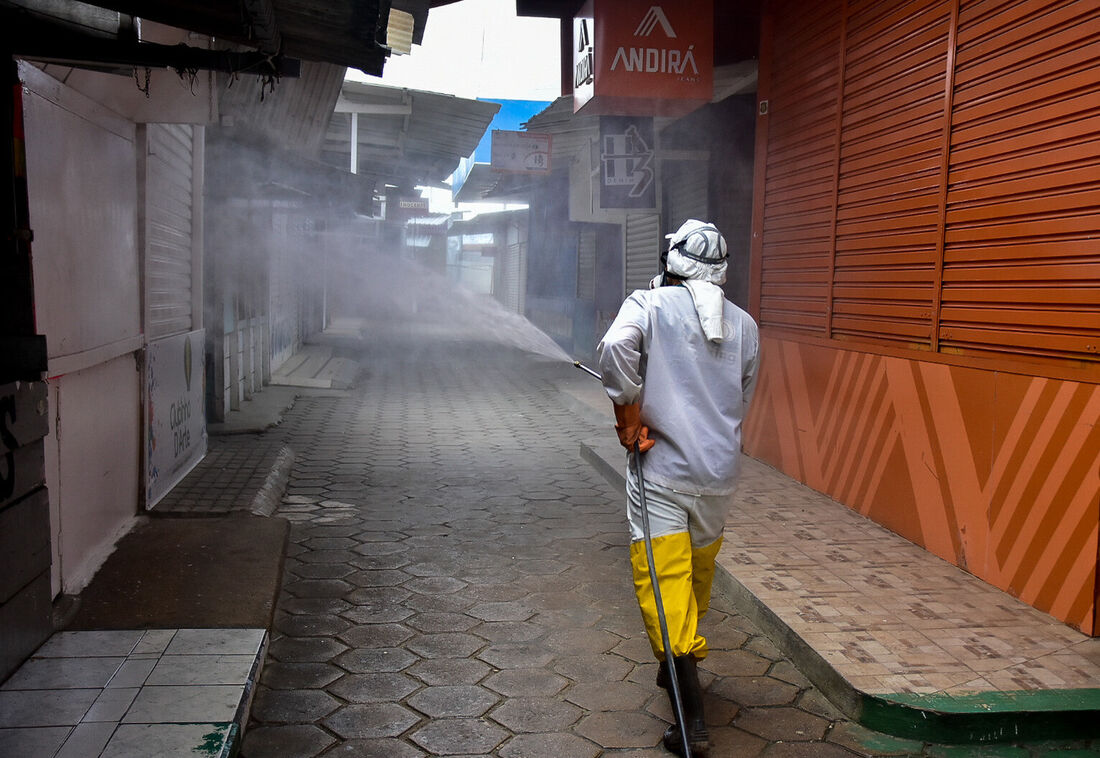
[452,163,536,204]
[0,0,458,77]
[322,79,501,192]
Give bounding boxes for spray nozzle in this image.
[573,360,602,381]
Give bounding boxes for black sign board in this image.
[599,116,656,209]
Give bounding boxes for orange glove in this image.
[613,402,655,452]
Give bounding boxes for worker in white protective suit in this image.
[597,219,759,757]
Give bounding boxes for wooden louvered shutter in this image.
[664,160,709,230]
[757,0,842,336]
[832,0,952,347]
[940,1,1100,362]
[756,0,1100,371]
[625,213,660,293]
[577,226,596,302]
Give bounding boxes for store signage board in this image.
[146,328,207,507]
[388,194,429,220]
[599,116,656,209]
[573,0,713,116]
[490,130,553,173]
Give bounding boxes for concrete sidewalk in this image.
[561,371,1100,745]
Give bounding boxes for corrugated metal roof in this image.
[77,0,391,74]
[322,79,500,190]
[407,215,450,227]
[524,95,598,163]
[452,163,535,204]
[218,61,346,155]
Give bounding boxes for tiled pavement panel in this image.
[722,457,1100,698]
[0,628,265,758]
[155,435,288,515]
[235,334,1100,757]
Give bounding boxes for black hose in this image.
[634,442,692,757]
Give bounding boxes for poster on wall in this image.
[599,115,656,209]
[146,329,207,507]
[490,130,553,173]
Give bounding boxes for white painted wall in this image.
[21,63,143,597]
[43,359,142,594]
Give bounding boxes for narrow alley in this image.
[237,330,854,757]
[226,326,1097,758]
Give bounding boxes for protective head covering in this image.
[653,220,730,343]
[664,219,727,285]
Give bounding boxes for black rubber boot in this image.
[661,655,708,757]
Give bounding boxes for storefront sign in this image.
[387,193,430,220]
[146,329,207,507]
[490,130,552,173]
[599,116,656,209]
[574,0,713,116]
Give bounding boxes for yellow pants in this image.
[630,532,723,660]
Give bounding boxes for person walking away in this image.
[597,219,759,757]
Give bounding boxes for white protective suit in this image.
[596,219,759,666]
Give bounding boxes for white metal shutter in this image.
[577,226,596,301]
[269,211,299,371]
[494,220,523,314]
[146,124,194,339]
[664,160,709,230]
[501,244,522,313]
[624,213,660,294]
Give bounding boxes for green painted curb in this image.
[711,566,1100,744]
[222,722,241,758]
[859,688,1100,744]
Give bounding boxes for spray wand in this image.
[571,359,694,758]
[572,359,602,380]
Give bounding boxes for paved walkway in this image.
[7,324,1100,757]
[237,336,865,758]
[236,330,1100,757]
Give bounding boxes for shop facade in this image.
[744,0,1100,633]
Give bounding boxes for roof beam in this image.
[4,7,300,76]
[334,98,413,116]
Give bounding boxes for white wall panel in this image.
[47,357,140,595]
[21,65,142,598]
[23,69,141,363]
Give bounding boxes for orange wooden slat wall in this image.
[749,0,1100,632]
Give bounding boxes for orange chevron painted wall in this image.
[743,336,1100,635]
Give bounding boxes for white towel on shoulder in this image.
[682,280,726,343]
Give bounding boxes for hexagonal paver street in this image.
[239,333,1100,758]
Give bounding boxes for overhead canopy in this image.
[86,0,391,73]
[322,79,501,193]
[1,0,458,76]
[452,163,538,205]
